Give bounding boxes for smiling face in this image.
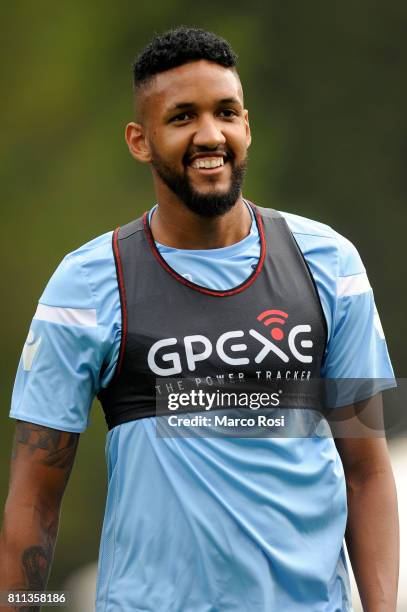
[126,60,251,217]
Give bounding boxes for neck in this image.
[149,191,252,250]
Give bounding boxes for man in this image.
[0,27,399,611]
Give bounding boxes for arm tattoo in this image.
[6,423,77,608]
[22,544,52,590]
[12,421,78,469]
[9,518,58,611]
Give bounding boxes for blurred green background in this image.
[1,2,406,589]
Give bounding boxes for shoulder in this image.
[274,209,370,343]
[61,230,114,273]
[277,209,365,277]
[39,231,115,312]
[277,209,334,239]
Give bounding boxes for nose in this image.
[192,114,226,148]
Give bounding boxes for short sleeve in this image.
[10,236,121,432]
[321,234,395,405]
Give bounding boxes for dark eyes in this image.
[170,109,238,123]
[171,112,192,122]
[218,109,237,118]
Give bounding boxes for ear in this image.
[125,122,152,163]
[243,109,251,149]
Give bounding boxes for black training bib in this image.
[98,204,327,429]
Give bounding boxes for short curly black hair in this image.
[133,26,238,89]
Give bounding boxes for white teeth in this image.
[191,157,224,169]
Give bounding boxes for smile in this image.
[190,157,225,170]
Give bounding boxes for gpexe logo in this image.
[148,309,313,376]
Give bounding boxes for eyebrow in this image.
[166,97,242,113]
[217,97,242,106]
[167,102,195,112]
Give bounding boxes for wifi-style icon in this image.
[257,309,289,341]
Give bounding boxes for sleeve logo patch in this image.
[22,329,42,371]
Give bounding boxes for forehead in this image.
[141,60,243,116]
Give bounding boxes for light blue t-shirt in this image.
[10,204,394,611]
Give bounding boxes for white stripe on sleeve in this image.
[337,272,371,297]
[374,306,385,339]
[34,304,97,327]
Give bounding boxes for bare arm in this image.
[334,395,399,612]
[0,421,79,610]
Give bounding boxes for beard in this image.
[150,146,247,218]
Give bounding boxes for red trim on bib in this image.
[113,227,128,378]
[143,201,266,297]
